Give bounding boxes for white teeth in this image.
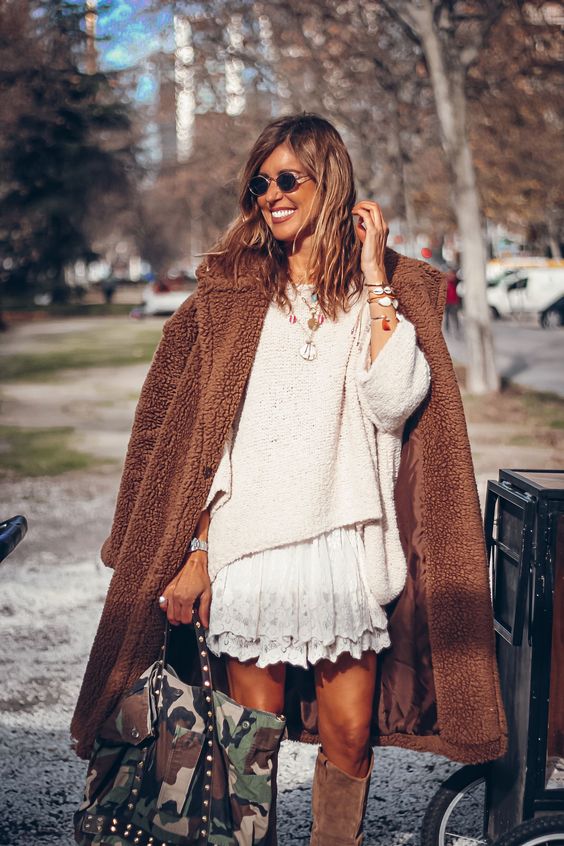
[272,209,295,219]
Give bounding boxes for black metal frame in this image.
[484,481,535,646]
[485,470,564,840]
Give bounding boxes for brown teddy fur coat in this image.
[71,248,507,763]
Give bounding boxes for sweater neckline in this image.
[289,282,315,291]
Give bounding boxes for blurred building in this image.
[85,0,98,74]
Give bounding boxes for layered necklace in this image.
[287,277,325,360]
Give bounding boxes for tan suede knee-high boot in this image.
[310,748,374,846]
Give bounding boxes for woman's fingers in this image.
[165,582,200,624]
[198,589,212,629]
[159,562,212,627]
[165,591,182,626]
[160,579,185,626]
[353,201,387,233]
[169,593,196,625]
[352,201,389,279]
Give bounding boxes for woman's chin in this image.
[268,223,314,246]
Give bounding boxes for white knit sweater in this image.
[205,283,430,605]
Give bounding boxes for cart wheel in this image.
[420,764,490,846]
[491,814,564,846]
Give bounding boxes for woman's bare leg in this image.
[225,655,286,713]
[225,656,286,846]
[314,650,377,777]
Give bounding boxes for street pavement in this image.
[445,318,564,397]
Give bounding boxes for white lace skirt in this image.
[206,524,391,669]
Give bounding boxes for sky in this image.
[95,0,172,72]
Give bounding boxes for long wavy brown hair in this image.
[205,113,363,320]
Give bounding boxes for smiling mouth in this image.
[270,208,296,223]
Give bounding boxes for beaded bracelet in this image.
[366,283,399,310]
[369,295,399,308]
[365,283,395,294]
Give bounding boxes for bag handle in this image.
[156,609,216,840]
[160,607,214,691]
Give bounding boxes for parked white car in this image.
[142,273,196,316]
[486,261,564,327]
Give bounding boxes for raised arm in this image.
[356,316,431,434]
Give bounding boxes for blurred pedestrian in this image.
[101,275,117,304]
[444,268,462,335]
[72,114,506,845]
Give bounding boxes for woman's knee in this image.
[319,713,372,757]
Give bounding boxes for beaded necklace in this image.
[288,282,325,360]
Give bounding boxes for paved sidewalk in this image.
[445,320,564,398]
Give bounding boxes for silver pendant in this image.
[300,340,317,360]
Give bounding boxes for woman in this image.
[71,114,506,844]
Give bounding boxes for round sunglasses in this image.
[248,171,312,197]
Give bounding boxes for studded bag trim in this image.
[74,610,286,846]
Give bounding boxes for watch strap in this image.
[189,537,208,553]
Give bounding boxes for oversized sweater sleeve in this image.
[355,315,431,434]
[204,426,233,516]
[100,293,199,568]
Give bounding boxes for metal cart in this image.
[421,470,564,846]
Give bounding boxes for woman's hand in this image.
[159,550,212,627]
[352,200,389,283]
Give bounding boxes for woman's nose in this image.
[265,178,283,203]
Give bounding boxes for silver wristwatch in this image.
[189,537,208,553]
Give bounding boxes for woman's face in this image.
[254,143,318,245]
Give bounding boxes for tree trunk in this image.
[388,94,417,256]
[547,215,562,259]
[415,7,499,394]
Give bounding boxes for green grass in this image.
[1,323,163,382]
[0,426,100,477]
[4,302,134,317]
[463,382,564,433]
[508,434,536,446]
[520,388,564,428]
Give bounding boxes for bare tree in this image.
[468,3,564,258]
[381,0,505,393]
[151,0,561,340]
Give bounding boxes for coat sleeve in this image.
[422,262,448,321]
[100,293,199,568]
[355,316,431,434]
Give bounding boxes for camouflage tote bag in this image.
[74,612,286,845]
